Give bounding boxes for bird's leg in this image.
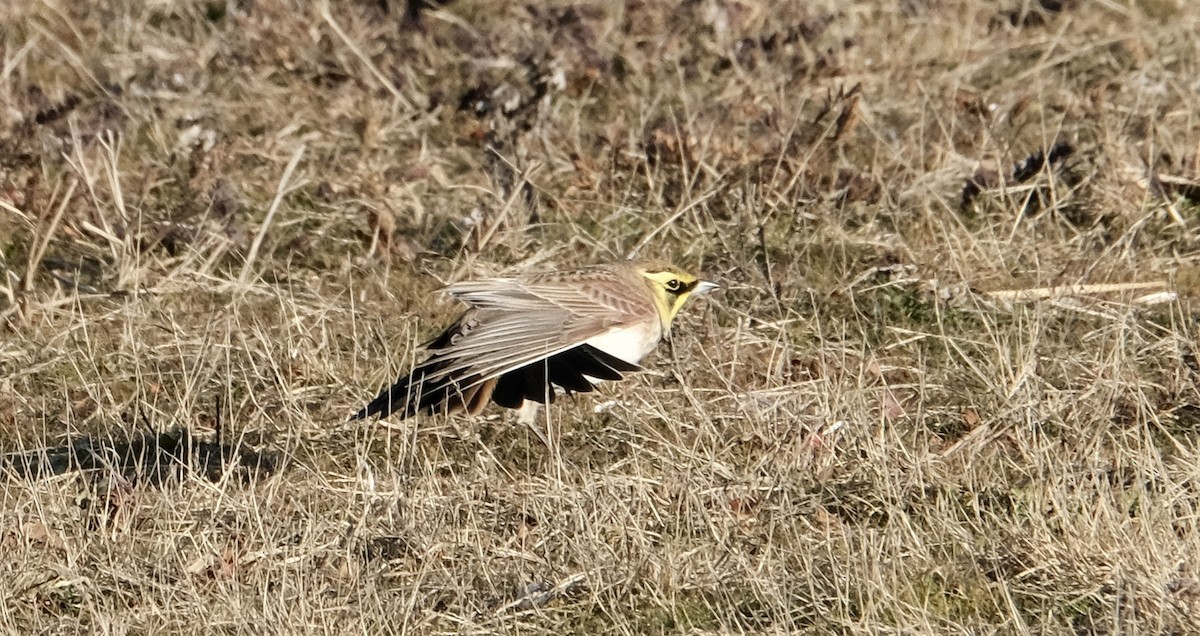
[517,400,541,426]
[518,399,551,449]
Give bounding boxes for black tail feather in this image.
[350,368,420,421]
[492,345,641,409]
[351,364,452,420]
[353,344,642,420]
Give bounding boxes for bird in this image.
[352,259,718,421]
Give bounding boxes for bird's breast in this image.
[584,320,663,366]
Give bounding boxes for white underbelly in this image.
[584,321,662,368]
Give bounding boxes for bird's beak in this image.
[694,280,720,295]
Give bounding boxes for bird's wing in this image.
[443,277,630,315]
[428,276,654,386]
[352,273,656,420]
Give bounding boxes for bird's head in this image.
[636,261,719,333]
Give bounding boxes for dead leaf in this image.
[368,207,396,252]
[728,497,759,522]
[814,506,840,529]
[882,391,906,421]
[214,548,237,579]
[23,522,65,550]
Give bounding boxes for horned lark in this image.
[352,259,718,420]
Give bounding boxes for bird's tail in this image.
[351,362,488,421]
[350,367,426,421]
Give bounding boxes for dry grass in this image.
[4,0,1200,633]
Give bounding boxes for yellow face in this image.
[638,265,718,333]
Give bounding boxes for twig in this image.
[23,179,78,292]
[985,280,1168,302]
[238,144,306,285]
[626,188,718,259]
[320,2,414,110]
[0,197,34,225]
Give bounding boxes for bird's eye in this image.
[665,279,682,292]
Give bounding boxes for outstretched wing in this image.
[352,273,656,420]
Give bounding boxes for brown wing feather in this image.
[352,266,656,420]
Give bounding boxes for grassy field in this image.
[3,0,1200,633]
